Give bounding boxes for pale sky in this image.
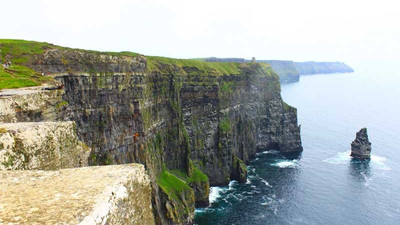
[1,0,399,67]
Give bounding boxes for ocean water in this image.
[195,64,400,225]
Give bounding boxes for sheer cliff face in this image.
[56,62,301,224]
[59,66,302,181]
[11,47,302,224]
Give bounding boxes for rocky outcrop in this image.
[0,121,90,170]
[350,128,372,159]
[0,164,155,225]
[294,61,354,75]
[0,88,64,123]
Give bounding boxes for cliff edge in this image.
[0,39,302,224]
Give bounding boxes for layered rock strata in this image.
[0,121,90,170]
[0,41,303,224]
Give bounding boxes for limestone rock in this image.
[0,164,155,225]
[350,128,372,159]
[0,121,90,170]
[0,88,64,123]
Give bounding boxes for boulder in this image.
[350,128,371,159]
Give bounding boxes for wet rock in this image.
[350,128,372,159]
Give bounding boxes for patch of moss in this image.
[220,81,233,94]
[232,154,247,183]
[56,101,69,109]
[219,117,232,133]
[78,141,90,151]
[171,166,208,185]
[187,167,209,183]
[157,170,192,203]
[283,101,292,111]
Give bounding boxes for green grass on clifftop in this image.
[0,65,52,90]
[0,39,51,64]
[146,56,243,76]
[157,170,192,202]
[171,167,209,184]
[0,39,277,90]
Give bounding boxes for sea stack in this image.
[350,128,372,159]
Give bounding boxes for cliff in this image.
[199,58,354,82]
[201,57,299,83]
[257,60,299,83]
[0,40,302,224]
[294,61,354,75]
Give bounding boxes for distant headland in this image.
[195,57,354,83]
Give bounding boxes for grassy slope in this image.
[0,39,275,90]
[157,170,192,202]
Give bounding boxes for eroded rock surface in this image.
[0,121,90,170]
[0,164,154,225]
[350,128,372,159]
[0,87,64,123]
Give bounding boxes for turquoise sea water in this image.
[195,64,400,225]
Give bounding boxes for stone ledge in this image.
[0,164,155,225]
[0,121,90,170]
[0,89,63,123]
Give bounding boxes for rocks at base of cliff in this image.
[0,164,155,225]
[231,154,247,183]
[350,128,372,159]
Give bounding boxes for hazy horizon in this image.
[1,0,399,67]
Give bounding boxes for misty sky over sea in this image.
[1,0,399,66]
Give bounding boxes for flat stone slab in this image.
[0,86,45,97]
[0,164,155,224]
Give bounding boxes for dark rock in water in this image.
[350,128,371,159]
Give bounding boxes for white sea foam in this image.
[195,208,205,213]
[272,159,298,168]
[261,179,272,187]
[323,151,351,164]
[228,180,237,190]
[251,157,260,162]
[324,151,391,170]
[371,155,391,170]
[209,187,225,204]
[257,150,280,156]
